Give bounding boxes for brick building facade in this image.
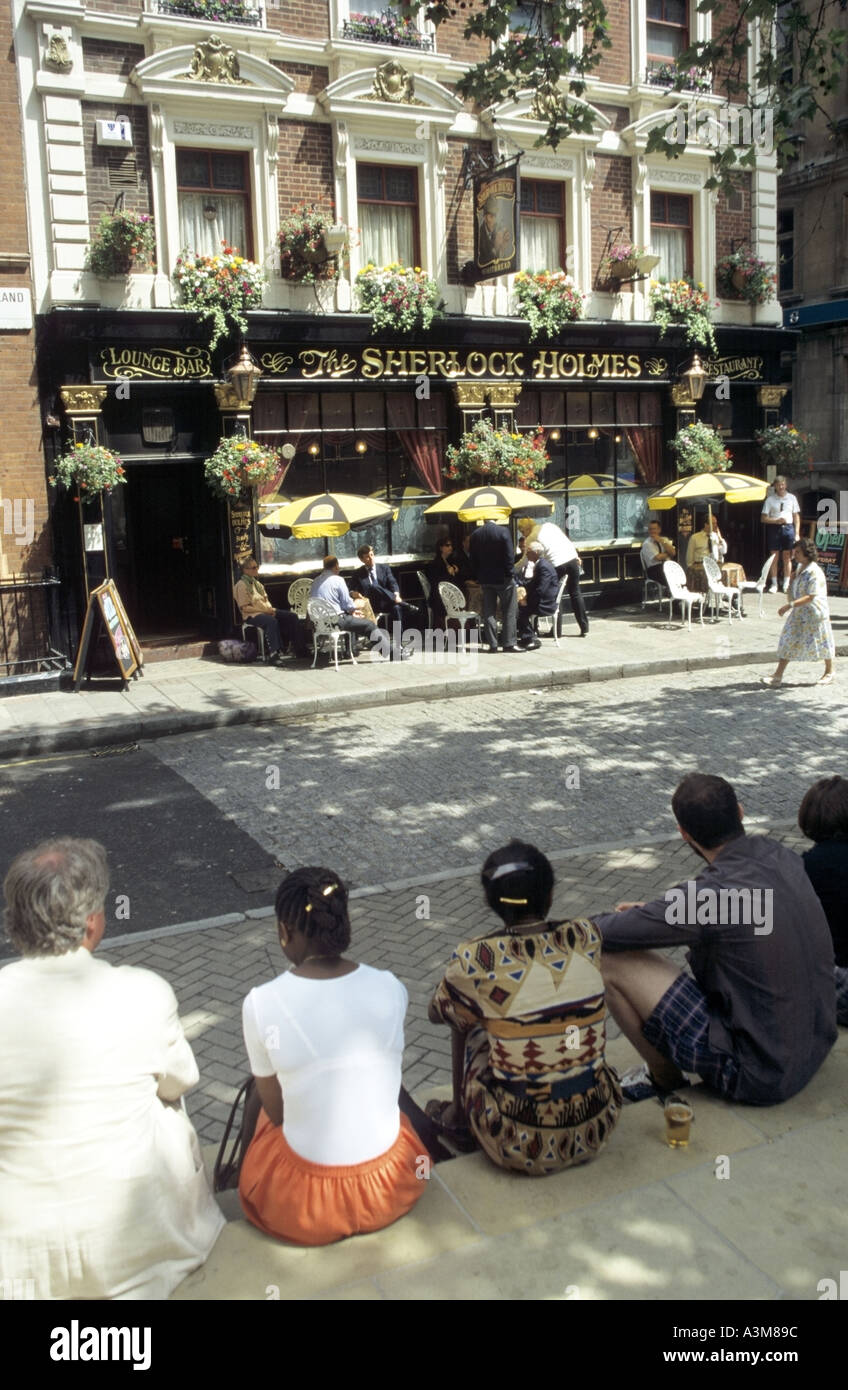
[6,0,791,659]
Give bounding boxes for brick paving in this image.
[102,825,807,1145]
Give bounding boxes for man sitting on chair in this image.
[349,545,405,632]
[234,556,308,664]
[640,519,676,594]
[310,556,408,660]
[517,543,558,650]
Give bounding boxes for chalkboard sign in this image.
[73,579,143,690]
[814,530,847,592]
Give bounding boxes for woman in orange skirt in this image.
[238,866,427,1245]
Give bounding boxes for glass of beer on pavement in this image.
[664,1096,694,1148]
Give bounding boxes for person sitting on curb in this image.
[593,772,837,1105]
[517,542,558,649]
[234,555,309,663]
[798,776,848,1024]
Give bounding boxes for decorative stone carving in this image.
[435,132,448,187]
[583,149,595,200]
[150,104,163,168]
[266,112,278,172]
[757,385,788,407]
[44,32,72,75]
[334,121,349,176]
[60,386,108,415]
[364,61,423,106]
[180,37,247,86]
[636,155,648,198]
[527,88,567,125]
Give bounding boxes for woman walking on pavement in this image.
[762,538,835,687]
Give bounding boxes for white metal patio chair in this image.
[286,577,312,619]
[662,561,706,630]
[640,554,664,609]
[529,574,569,646]
[736,555,777,618]
[416,570,433,628]
[702,555,742,623]
[241,622,268,661]
[306,597,358,670]
[438,581,481,652]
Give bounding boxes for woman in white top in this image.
[0,838,224,1300]
[239,866,427,1245]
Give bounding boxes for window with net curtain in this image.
[651,191,691,279]
[357,165,418,267]
[520,180,565,271]
[646,0,688,59]
[177,150,250,258]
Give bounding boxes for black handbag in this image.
[213,1076,257,1192]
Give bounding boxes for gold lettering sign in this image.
[704,355,763,381]
[243,347,671,382]
[100,346,212,379]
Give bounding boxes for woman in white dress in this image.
[0,838,224,1300]
[762,538,835,686]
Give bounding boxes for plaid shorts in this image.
[643,973,740,1096]
[836,966,848,1027]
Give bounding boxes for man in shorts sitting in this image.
[593,773,837,1105]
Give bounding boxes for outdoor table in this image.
[721,562,746,586]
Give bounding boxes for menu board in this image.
[73,579,143,689]
[814,529,848,592]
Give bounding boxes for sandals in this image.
[424,1099,477,1153]
[760,675,783,688]
[818,673,835,685]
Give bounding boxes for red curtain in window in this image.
[387,395,444,494]
[625,427,662,486]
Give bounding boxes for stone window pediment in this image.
[130,39,295,107]
[318,62,462,130]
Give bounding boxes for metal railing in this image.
[645,61,712,93]
[341,16,434,50]
[0,573,74,678]
[155,0,265,27]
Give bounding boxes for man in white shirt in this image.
[517,517,589,636]
[761,477,801,593]
[639,518,676,594]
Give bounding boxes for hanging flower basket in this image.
[85,210,155,278]
[754,424,817,471]
[204,435,282,502]
[48,442,126,500]
[355,263,444,334]
[173,243,265,351]
[444,419,549,489]
[670,421,731,475]
[649,277,718,355]
[716,250,777,305]
[278,203,348,285]
[513,271,584,339]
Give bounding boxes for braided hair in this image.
[275,866,351,954]
[481,840,553,927]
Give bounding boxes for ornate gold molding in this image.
[671,383,696,406]
[213,383,252,413]
[60,386,107,415]
[364,61,423,105]
[453,382,488,407]
[487,383,522,409]
[180,37,247,86]
[757,385,789,407]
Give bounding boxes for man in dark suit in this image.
[517,543,558,649]
[468,519,522,652]
[349,544,405,631]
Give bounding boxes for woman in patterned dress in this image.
[426,841,622,1176]
[762,538,835,687]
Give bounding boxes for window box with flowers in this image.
[444,418,549,489]
[355,263,444,334]
[173,243,265,352]
[341,11,433,50]
[755,424,817,471]
[278,204,349,285]
[646,61,711,92]
[85,210,155,278]
[649,277,718,355]
[49,442,127,500]
[155,0,264,26]
[670,421,731,475]
[204,435,281,503]
[716,250,776,305]
[513,271,584,340]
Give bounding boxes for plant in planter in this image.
[173,243,265,351]
[48,441,126,499]
[355,263,444,334]
[345,11,425,45]
[158,0,260,21]
[84,210,155,277]
[716,250,777,304]
[670,420,731,475]
[444,418,549,489]
[647,61,711,92]
[513,271,584,339]
[754,423,817,471]
[278,203,347,285]
[649,277,718,355]
[203,435,282,502]
[604,242,648,279]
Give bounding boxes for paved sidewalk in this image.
[2,595,846,759]
[101,822,805,1145]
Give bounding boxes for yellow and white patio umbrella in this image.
[648,470,768,519]
[370,485,428,521]
[424,485,553,524]
[262,492,394,538]
[566,473,637,493]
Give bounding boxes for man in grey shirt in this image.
[594,773,837,1105]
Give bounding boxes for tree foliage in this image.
[400,0,848,192]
